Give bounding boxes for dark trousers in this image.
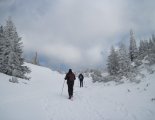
[80,80,83,87]
[67,81,74,97]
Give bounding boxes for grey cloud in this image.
[0,0,155,70]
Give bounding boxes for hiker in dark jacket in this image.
[78,73,84,87]
[65,69,76,99]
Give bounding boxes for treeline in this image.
[0,17,30,79]
[92,30,155,82]
[107,30,155,78]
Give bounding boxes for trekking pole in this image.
[61,79,65,96]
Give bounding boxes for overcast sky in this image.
[0,0,155,71]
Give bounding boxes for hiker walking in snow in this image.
[65,69,76,99]
[78,73,84,87]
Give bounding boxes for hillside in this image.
[0,63,155,120]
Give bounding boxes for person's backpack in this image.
[68,73,75,81]
[79,74,83,80]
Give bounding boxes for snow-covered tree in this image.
[129,30,138,61]
[0,26,5,72]
[2,17,30,78]
[0,26,4,59]
[107,46,120,76]
[148,38,153,52]
[147,34,155,64]
[138,40,149,60]
[32,52,39,65]
[118,43,132,76]
[0,24,11,74]
[91,69,102,82]
[3,17,19,75]
[151,34,155,53]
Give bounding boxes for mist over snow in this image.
[0,0,155,71]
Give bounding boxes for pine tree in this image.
[107,46,120,76]
[0,24,11,74]
[32,52,39,65]
[3,17,30,78]
[0,26,4,59]
[148,38,153,54]
[139,40,149,60]
[129,30,138,61]
[0,26,5,72]
[151,34,155,54]
[118,43,131,76]
[147,34,155,64]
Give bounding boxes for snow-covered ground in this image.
[0,63,155,120]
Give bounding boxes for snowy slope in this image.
[0,63,155,120]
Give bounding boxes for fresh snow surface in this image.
[0,63,155,120]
